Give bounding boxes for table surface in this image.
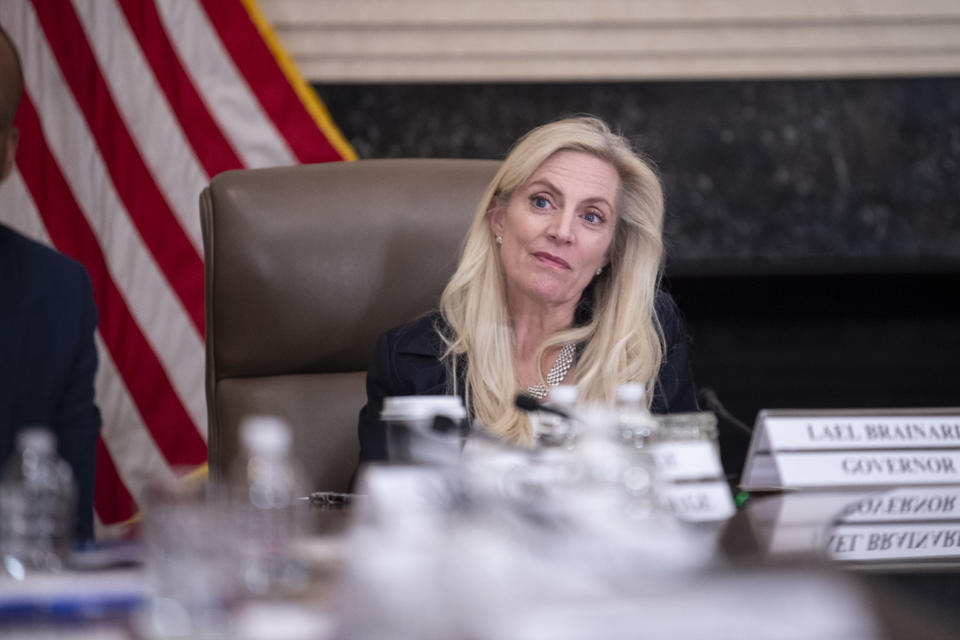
[4,490,960,639]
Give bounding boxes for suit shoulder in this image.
[2,225,88,284]
[384,311,447,358]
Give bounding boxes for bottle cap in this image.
[17,427,56,452]
[616,383,646,404]
[380,395,466,422]
[240,415,293,455]
[549,384,578,405]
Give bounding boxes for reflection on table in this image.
[731,486,960,569]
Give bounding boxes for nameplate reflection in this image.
[825,487,960,562]
[826,523,960,562]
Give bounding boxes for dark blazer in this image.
[0,223,102,540]
[358,290,698,463]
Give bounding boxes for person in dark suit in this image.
[358,117,697,464]
[0,25,101,540]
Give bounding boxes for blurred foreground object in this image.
[229,416,311,598]
[0,427,75,578]
[340,457,882,639]
[138,473,234,638]
[136,417,324,639]
[382,396,468,466]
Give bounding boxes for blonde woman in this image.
[358,116,696,461]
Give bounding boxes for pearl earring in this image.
[596,266,603,276]
[496,235,503,245]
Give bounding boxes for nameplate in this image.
[740,408,960,490]
[650,441,724,482]
[765,416,960,451]
[775,451,960,487]
[826,523,960,562]
[659,480,736,522]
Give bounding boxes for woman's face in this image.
[489,150,619,311]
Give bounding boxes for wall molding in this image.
[259,0,960,82]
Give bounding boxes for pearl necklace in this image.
[525,342,576,400]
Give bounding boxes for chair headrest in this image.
[202,158,501,378]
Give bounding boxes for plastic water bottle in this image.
[575,404,625,485]
[614,384,661,507]
[615,383,658,448]
[0,427,76,578]
[229,416,310,597]
[534,384,578,448]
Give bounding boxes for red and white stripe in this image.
[0,0,353,535]
[156,0,296,168]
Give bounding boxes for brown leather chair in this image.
[200,159,500,491]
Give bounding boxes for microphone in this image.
[515,393,570,418]
[698,387,753,435]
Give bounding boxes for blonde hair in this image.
[439,116,665,443]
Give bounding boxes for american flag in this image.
[0,0,354,536]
